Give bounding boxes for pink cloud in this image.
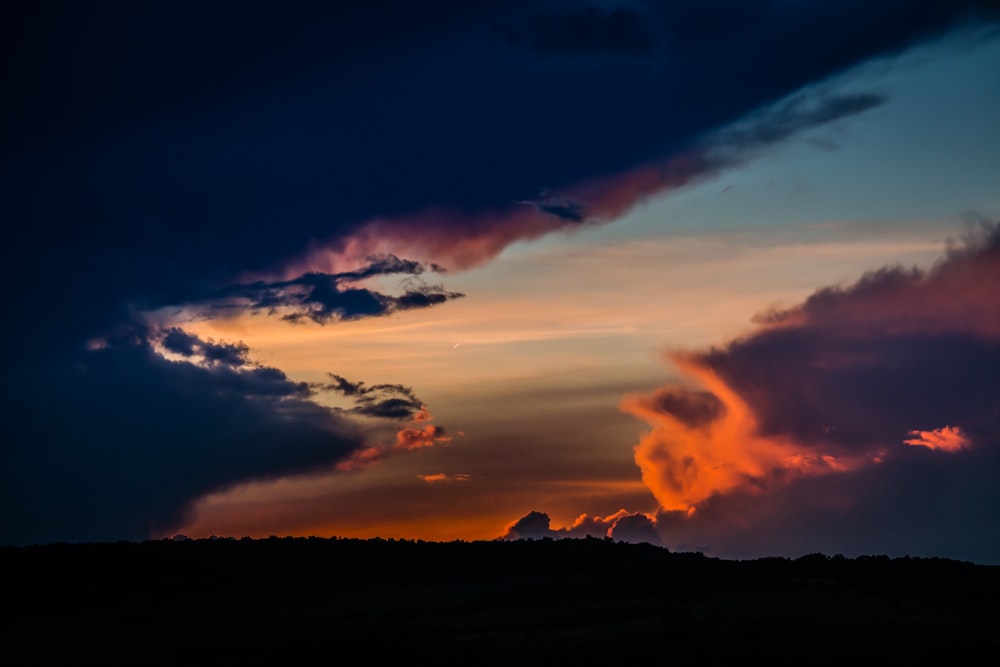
[903,426,971,452]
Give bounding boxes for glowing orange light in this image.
[622,355,861,513]
[903,425,971,452]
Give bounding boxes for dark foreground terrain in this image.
[3,537,998,664]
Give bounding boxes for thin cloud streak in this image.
[904,426,972,452]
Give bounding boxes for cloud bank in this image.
[502,221,1000,562]
[0,327,454,545]
[0,333,365,544]
[615,220,1000,560]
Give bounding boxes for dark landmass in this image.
[4,537,998,664]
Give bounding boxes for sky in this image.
[2,0,999,563]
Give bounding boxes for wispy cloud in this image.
[418,473,470,483]
[322,373,427,421]
[207,255,463,324]
[904,426,972,452]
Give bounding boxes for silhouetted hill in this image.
[3,537,998,663]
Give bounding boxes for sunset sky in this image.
[3,1,999,563]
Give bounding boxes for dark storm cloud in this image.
[8,2,996,300]
[649,436,1000,563]
[299,88,894,274]
[0,334,366,545]
[621,221,1000,562]
[494,4,659,57]
[697,220,1000,454]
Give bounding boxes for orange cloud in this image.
[903,426,971,452]
[334,446,386,472]
[417,473,470,483]
[622,221,999,517]
[335,413,451,470]
[622,356,857,513]
[395,424,451,451]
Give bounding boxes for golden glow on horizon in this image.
[169,223,955,541]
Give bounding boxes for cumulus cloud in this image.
[504,510,557,540]
[609,512,662,546]
[0,331,368,545]
[503,509,662,545]
[617,221,1000,560]
[622,355,861,511]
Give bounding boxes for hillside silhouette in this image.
[4,536,998,663]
